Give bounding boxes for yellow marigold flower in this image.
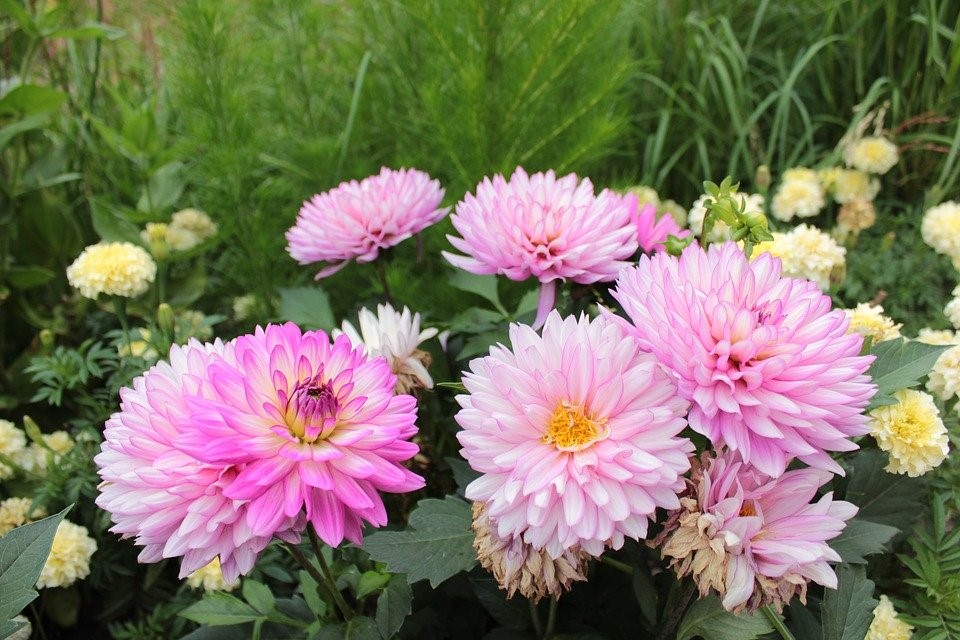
[771,176,825,222]
[837,199,877,235]
[625,185,660,208]
[832,169,880,204]
[0,419,26,480]
[921,201,960,259]
[753,224,846,290]
[37,520,97,589]
[844,136,899,175]
[232,294,257,321]
[844,303,902,345]
[659,199,688,227]
[917,328,959,346]
[16,431,74,476]
[946,298,960,330]
[869,389,949,477]
[865,595,913,640]
[168,208,217,251]
[818,167,842,192]
[0,497,47,535]
[927,344,960,402]
[66,242,156,299]
[783,167,819,183]
[186,557,240,593]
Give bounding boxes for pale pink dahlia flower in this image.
[612,242,875,478]
[635,202,687,253]
[658,451,856,613]
[96,323,424,581]
[456,311,692,559]
[443,168,639,328]
[286,167,448,279]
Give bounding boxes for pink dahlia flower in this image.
[96,323,424,581]
[658,451,856,612]
[635,202,687,253]
[286,167,448,279]
[443,168,639,328]
[456,311,692,559]
[612,241,875,477]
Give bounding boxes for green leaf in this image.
[179,591,264,626]
[866,339,950,409]
[89,197,142,244]
[0,506,70,626]
[0,113,50,152]
[676,595,774,640]
[470,577,530,629]
[6,266,55,290]
[356,571,391,599]
[242,580,276,615]
[278,286,335,330]
[829,519,899,563]
[375,575,412,639]
[0,0,38,36]
[0,84,67,117]
[363,496,477,587]
[298,570,327,618]
[842,449,925,530]
[448,271,508,315]
[820,564,876,640]
[137,161,185,214]
[445,456,480,498]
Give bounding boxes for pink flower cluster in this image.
[96,323,423,581]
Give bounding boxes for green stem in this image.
[157,260,168,304]
[112,297,133,353]
[599,555,634,575]
[761,605,797,640]
[543,596,559,640]
[529,601,544,639]
[376,260,393,304]
[284,541,334,614]
[308,527,354,621]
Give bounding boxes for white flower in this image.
[831,169,881,204]
[865,595,913,640]
[922,201,960,259]
[37,521,97,589]
[753,224,846,290]
[0,420,26,480]
[844,303,902,345]
[844,136,899,175]
[771,175,825,222]
[335,303,438,394]
[168,209,217,251]
[869,389,949,476]
[66,242,156,299]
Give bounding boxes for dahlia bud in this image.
[472,501,588,603]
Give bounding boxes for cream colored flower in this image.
[917,328,959,346]
[869,389,949,476]
[922,201,960,259]
[36,520,97,589]
[16,431,74,476]
[865,595,913,640]
[140,222,171,261]
[472,501,587,603]
[626,185,660,208]
[688,191,765,242]
[335,303,438,395]
[66,242,156,299]
[117,328,158,359]
[783,167,819,183]
[927,344,960,402]
[945,298,960,330]
[186,557,240,592]
[0,497,47,535]
[753,224,846,290]
[232,294,257,321]
[831,170,881,204]
[168,209,217,251]
[844,303,902,345]
[844,136,899,175]
[659,199,688,227]
[771,175,825,221]
[0,419,26,480]
[837,199,877,235]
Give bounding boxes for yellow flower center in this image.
[890,414,927,444]
[542,402,608,451]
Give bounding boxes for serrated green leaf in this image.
[675,595,774,640]
[843,449,925,530]
[375,574,412,639]
[242,580,276,615]
[356,571,390,599]
[829,519,899,563]
[318,616,382,640]
[445,456,480,498]
[866,339,950,409]
[298,570,327,618]
[278,286,335,330]
[363,496,477,587]
[179,591,264,626]
[0,506,70,626]
[820,564,876,640]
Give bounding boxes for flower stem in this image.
[529,601,544,639]
[112,297,132,353]
[284,541,352,622]
[761,605,797,640]
[543,596,559,639]
[599,555,634,575]
[376,261,393,304]
[308,527,355,621]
